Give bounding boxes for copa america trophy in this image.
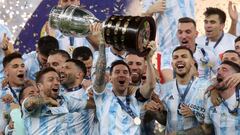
[49,5,156,54]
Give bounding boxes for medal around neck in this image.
[133,117,141,125]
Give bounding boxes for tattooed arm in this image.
[140,41,157,98]
[92,34,107,93]
[24,96,59,112]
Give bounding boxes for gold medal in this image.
[133,117,141,125]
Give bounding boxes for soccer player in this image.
[23,35,59,80]
[22,67,88,134]
[91,37,156,134]
[190,61,240,135]
[196,7,236,58]
[0,52,26,134]
[159,46,211,134]
[161,17,220,80]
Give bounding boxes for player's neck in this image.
[209,31,223,42]
[176,74,193,85]
[219,87,235,100]
[113,88,128,96]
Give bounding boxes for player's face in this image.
[125,54,144,84]
[204,14,224,41]
[110,64,131,94]
[172,49,193,78]
[177,22,198,52]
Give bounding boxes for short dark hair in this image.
[49,49,71,60]
[37,36,59,57]
[178,17,196,27]
[110,60,131,75]
[66,59,87,78]
[223,50,240,58]
[235,36,240,43]
[72,46,93,61]
[221,60,240,73]
[204,7,226,24]
[172,46,194,58]
[3,52,23,68]
[36,67,57,83]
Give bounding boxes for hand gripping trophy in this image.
[49,5,156,55]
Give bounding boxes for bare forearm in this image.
[93,42,106,93]
[228,21,237,36]
[141,60,156,98]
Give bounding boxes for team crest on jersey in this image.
[168,95,174,100]
[212,108,217,113]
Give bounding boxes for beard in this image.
[131,74,141,84]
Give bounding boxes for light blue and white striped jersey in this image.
[161,45,220,79]
[61,86,99,135]
[142,0,195,52]
[22,90,88,135]
[55,30,92,55]
[22,51,41,80]
[204,91,240,135]
[0,24,13,82]
[159,78,210,134]
[196,33,236,58]
[93,88,145,135]
[0,85,22,132]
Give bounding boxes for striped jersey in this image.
[142,0,195,52]
[159,78,210,134]
[22,51,41,80]
[196,33,236,58]
[0,85,22,132]
[93,88,145,135]
[204,91,240,135]
[22,90,87,135]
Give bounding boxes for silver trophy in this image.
[49,5,156,54]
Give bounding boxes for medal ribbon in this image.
[113,91,137,119]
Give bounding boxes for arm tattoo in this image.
[24,96,45,112]
[93,43,106,93]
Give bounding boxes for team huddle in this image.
[0,0,240,135]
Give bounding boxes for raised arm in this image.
[140,41,157,98]
[92,23,107,93]
[142,0,166,16]
[228,1,238,36]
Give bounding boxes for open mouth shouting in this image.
[17,73,25,80]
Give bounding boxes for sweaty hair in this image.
[66,59,87,78]
[3,52,23,68]
[37,36,59,57]
[110,60,131,75]
[49,49,71,60]
[221,60,240,73]
[204,7,226,24]
[178,17,196,27]
[72,46,93,61]
[36,67,57,83]
[172,46,194,58]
